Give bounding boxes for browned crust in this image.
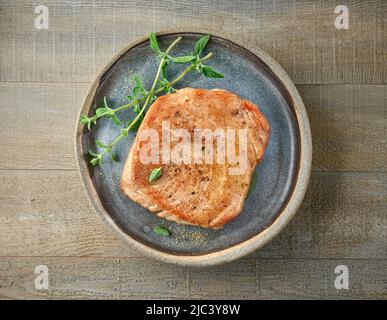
[120,88,270,228]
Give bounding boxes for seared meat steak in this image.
[121,88,269,229]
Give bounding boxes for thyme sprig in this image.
[82,32,223,166]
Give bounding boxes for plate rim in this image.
[74,31,312,267]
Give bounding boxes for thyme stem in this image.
[98,52,214,118]
[99,36,182,157]
[169,52,213,87]
[87,33,223,166]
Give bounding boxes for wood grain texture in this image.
[0,170,385,260]
[0,83,87,170]
[0,257,385,299]
[300,85,387,171]
[0,83,385,171]
[0,256,189,299]
[256,171,387,260]
[0,0,386,84]
[0,0,386,299]
[0,169,132,258]
[258,259,387,299]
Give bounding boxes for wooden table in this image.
[0,0,386,299]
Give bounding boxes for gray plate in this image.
[78,32,304,260]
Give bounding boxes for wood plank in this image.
[255,171,387,260]
[0,257,385,299]
[299,84,387,172]
[0,170,385,260]
[188,259,258,299]
[0,0,386,84]
[118,259,188,299]
[0,169,134,258]
[0,83,88,170]
[0,83,385,171]
[0,257,119,299]
[258,258,387,299]
[0,257,188,299]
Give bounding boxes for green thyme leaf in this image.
[149,32,161,53]
[80,114,92,130]
[90,158,100,166]
[103,96,112,109]
[247,170,259,198]
[193,35,210,56]
[133,74,142,87]
[161,61,169,79]
[89,149,103,166]
[153,226,170,237]
[132,74,147,98]
[80,114,90,124]
[148,167,162,183]
[201,65,224,78]
[132,86,142,98]
[133,104,141,114]
[109,152,119,162]
[88,149,98,157]
[110,114,122,126]
[81,114,97,130]
[159,78,175,94]
[96,140,107,148]
[96,107,109,117]
[171,55,196,63]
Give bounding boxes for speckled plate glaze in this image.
[75,32,312,266]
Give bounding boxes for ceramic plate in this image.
[75,32,312,266]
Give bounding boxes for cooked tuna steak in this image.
[121,88,269,229]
